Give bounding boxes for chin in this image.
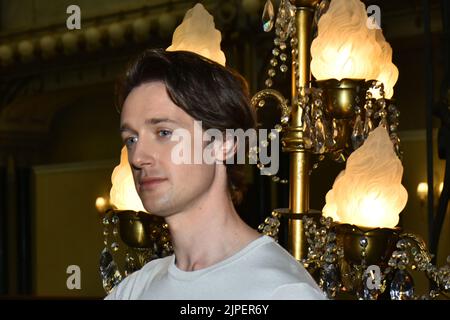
[141,198,172,217]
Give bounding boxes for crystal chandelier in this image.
[255,0,450,300]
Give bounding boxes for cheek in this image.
[171,163,215,186]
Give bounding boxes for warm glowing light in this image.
[417,182,428,201]
[323,126,408,228]
[311,0,398,99]
[109,146,147,212]
[368,29,399,99]
[438,182,443,195]
[166,3,226,66]
[95,196,108,213]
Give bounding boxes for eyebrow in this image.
[145,118,179,126]
[120,118,180,133]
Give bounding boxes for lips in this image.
[139,177,167,191]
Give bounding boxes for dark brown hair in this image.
[116,49,256,205]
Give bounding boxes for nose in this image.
[129,139,155,170]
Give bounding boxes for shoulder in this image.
[104,255,172,300]
[270,283,328,300]
[242,236,324,295]
[248,237,311,280]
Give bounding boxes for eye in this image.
[124,136,138,148]
[157,129,172,138]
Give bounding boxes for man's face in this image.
[120,81,216,217]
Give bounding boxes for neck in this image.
[165,181,260,272]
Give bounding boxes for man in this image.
[105,48,325,300]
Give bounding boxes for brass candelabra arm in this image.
[258,211,450,300]
[251,88,291,126]
[99,210,173,294]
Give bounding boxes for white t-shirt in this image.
[105,235,327,300]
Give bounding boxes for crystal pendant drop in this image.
[351,114,364,149]
[313,0,330,37]
[388,104,400,122]
[320,264,339,298]
[363,111,374,138]
[325,119,336,149]
[332,118,339,143]
[303,109,313,149]
[379,111,388,128]
[390,133,403,158]
[99,247,122,294]
[314,118,326,154]
[124,252,138,276]
[275,0,295,41]
[358,271,381,300]
[314,0,330,25]
[262,0,275,32]
[340,260,356,292]
[390,270,415,300]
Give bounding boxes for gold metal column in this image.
[283,1,319,260]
